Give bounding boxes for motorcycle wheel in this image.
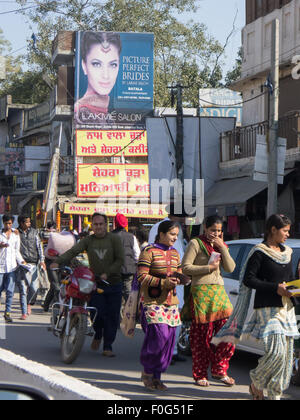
[61,313,87,364]
[177,323,192,356]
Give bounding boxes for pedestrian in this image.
[17,215,46,319]
[40,222,56,243]
[148,202,190,365]
[135,228,148,251]
[182,215,236,388]
[112,213,140,318]
[291,259,300,386]
[0,215,26,323]
[213,214,300,400]
[138,220,182,391]
[51,213,124,358]
[43,230,76,312]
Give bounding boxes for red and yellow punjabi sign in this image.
[64,202,168,219]
[76,130,148,157]
[77,163,149,198]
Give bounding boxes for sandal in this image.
[212,375,235,387]
[195,378,210,387]
[249,383,265,400]
[141,373,156,391]
[153,379,168,391]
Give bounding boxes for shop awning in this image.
[205,176,267,217]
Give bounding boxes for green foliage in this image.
[12,0,227,106]
[0,70,51,104]
[225,47,243,87]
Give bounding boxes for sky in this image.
[0,0,245,77]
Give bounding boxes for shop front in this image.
[60,201,168,234]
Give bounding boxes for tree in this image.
[225,47,243,87]
[16,0,226,106]
[0,70,51,104]
[0,28,23,81]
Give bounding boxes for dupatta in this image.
[212,242,293,345]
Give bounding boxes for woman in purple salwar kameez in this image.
[137,221,182,391]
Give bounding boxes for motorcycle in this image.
[48,265,103,364]
[177,321,192,356]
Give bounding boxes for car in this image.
[178,238,300,357]
[223,238,300,355]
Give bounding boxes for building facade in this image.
[209,0,300,239]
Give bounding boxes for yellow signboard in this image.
[64,202,168,219]
[76,130,148,157]
[77,164,150,198]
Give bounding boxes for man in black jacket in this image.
[17,215,46,319]
[112,213,140,318]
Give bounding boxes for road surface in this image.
[0,296,299,400]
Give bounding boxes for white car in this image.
[224,239,300,355]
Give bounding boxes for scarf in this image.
[212,242,293,345]
[197,235,228,260]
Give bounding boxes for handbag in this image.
[38,265,50,290]
[120,274,140,338]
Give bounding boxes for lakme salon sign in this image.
[24,101,50,131]
[74,31,154,130]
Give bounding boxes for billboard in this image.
[77,163,149,198]
[75,31,154,130]
[199,88,242,125]
[76,129,148,157]
[64,202,167,219]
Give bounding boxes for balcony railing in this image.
[221,111,300,162]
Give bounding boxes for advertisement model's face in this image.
[82,43,120,97]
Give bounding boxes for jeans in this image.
[0,271,16,313]
[89,283,122,351]
[16,266,39,314]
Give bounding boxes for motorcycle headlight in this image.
[77,278,95,294]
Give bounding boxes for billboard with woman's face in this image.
[75,31,154,130]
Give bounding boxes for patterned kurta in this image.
[138,245,182,327]
[191,284,233,324]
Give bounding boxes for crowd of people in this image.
[0,209,300,400]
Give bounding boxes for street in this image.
[0,295,299,401]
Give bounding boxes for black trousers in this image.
[89,283,122,351]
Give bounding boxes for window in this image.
[255,0,263,19]
[222,244,245,281]
[264,22,272,47]
[247,31,255,54]
[10,123,21,140]
[283,12,291,39]
[292,249,300,277]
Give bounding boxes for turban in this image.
[115,213,128,228]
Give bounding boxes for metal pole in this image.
[176,83,184,184]
[267,19,280,218]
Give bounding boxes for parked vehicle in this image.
[178,321,192,356]
[223,239,300,355]
[178,239,300,356]
[49,266,103,364]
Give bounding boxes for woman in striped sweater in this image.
[138,220,182,391]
